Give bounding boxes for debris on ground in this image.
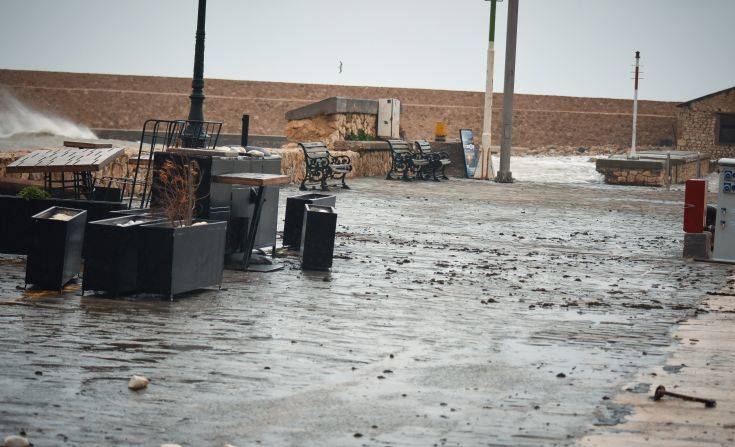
[128,375,150,391]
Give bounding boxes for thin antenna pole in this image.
[630,50,640,159]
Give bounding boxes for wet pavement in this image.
[0,177,731,446]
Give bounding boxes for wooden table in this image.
[63,141,113,149]
[6,147,124,199]
[212,173,289,187]
[212,173,289,268]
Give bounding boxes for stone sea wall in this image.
[0,69,679,149]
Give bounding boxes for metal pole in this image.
[476,0,499,180]
[495,0,518,183]
[182,0,207,148]
[630,50,640,159]
[241,114,250,147]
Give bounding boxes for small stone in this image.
[3,436,30,447]
[128,375,150,390]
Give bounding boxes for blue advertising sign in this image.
[460,129,479,178]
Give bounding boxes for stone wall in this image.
[596,157,709,187]
[677,88,735,158]
[0,69,679,149]
[285,113,376,148]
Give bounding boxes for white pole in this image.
[476,0,499,180]
[477,41,496,179]
[630,51,640,159]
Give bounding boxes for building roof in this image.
[678,86,735,107]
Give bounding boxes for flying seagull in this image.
[338,61,343,74]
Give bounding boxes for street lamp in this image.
[476,0,502,180]
[182,0,207,148]
[495,0,519,183]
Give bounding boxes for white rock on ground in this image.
[3,435,30,447]
[128,375,150,390]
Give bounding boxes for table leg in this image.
[241,186,265,269]
[81,171,95,199]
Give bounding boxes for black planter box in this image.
[0,195,125,255]
[137,220,227,298]
[82,215,164,296]
[300,204,337,271]
[91,186,123,202]
[25,207,87,290]
[284,193,336,249]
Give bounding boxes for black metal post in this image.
[241,114,250,147]
[182,0,207,148]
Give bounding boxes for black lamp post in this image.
[182,0,207,148]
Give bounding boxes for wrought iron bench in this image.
[414,140,451,180]
[298,142,352,191]
[386,139,429,180]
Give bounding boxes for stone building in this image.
[677,86,735,158]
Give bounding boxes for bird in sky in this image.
[338,61,343,74]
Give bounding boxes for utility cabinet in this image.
[713,158,735,263]
[377,98,401,139]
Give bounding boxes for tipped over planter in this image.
[25,206,87,290]
[284,193,336,249]
[137,220,227,299]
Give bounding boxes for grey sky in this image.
[0,0,733,102]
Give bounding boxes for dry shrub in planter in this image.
[156,157,202,227]
[137,155,227,299]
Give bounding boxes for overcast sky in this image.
[0,0,733,102]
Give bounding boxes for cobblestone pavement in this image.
[0,178,730,446]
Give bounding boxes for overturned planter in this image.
[137,220,227,299]
[25,206,87,290]
[283,193,337,249]
[83,215,164,296]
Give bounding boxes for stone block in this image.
[683,232,712,260]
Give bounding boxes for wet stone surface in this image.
[0,178,730,446]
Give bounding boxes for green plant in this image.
[18,186,51,200]
[345,129,375,141]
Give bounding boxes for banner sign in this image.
[460,129,479,178]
